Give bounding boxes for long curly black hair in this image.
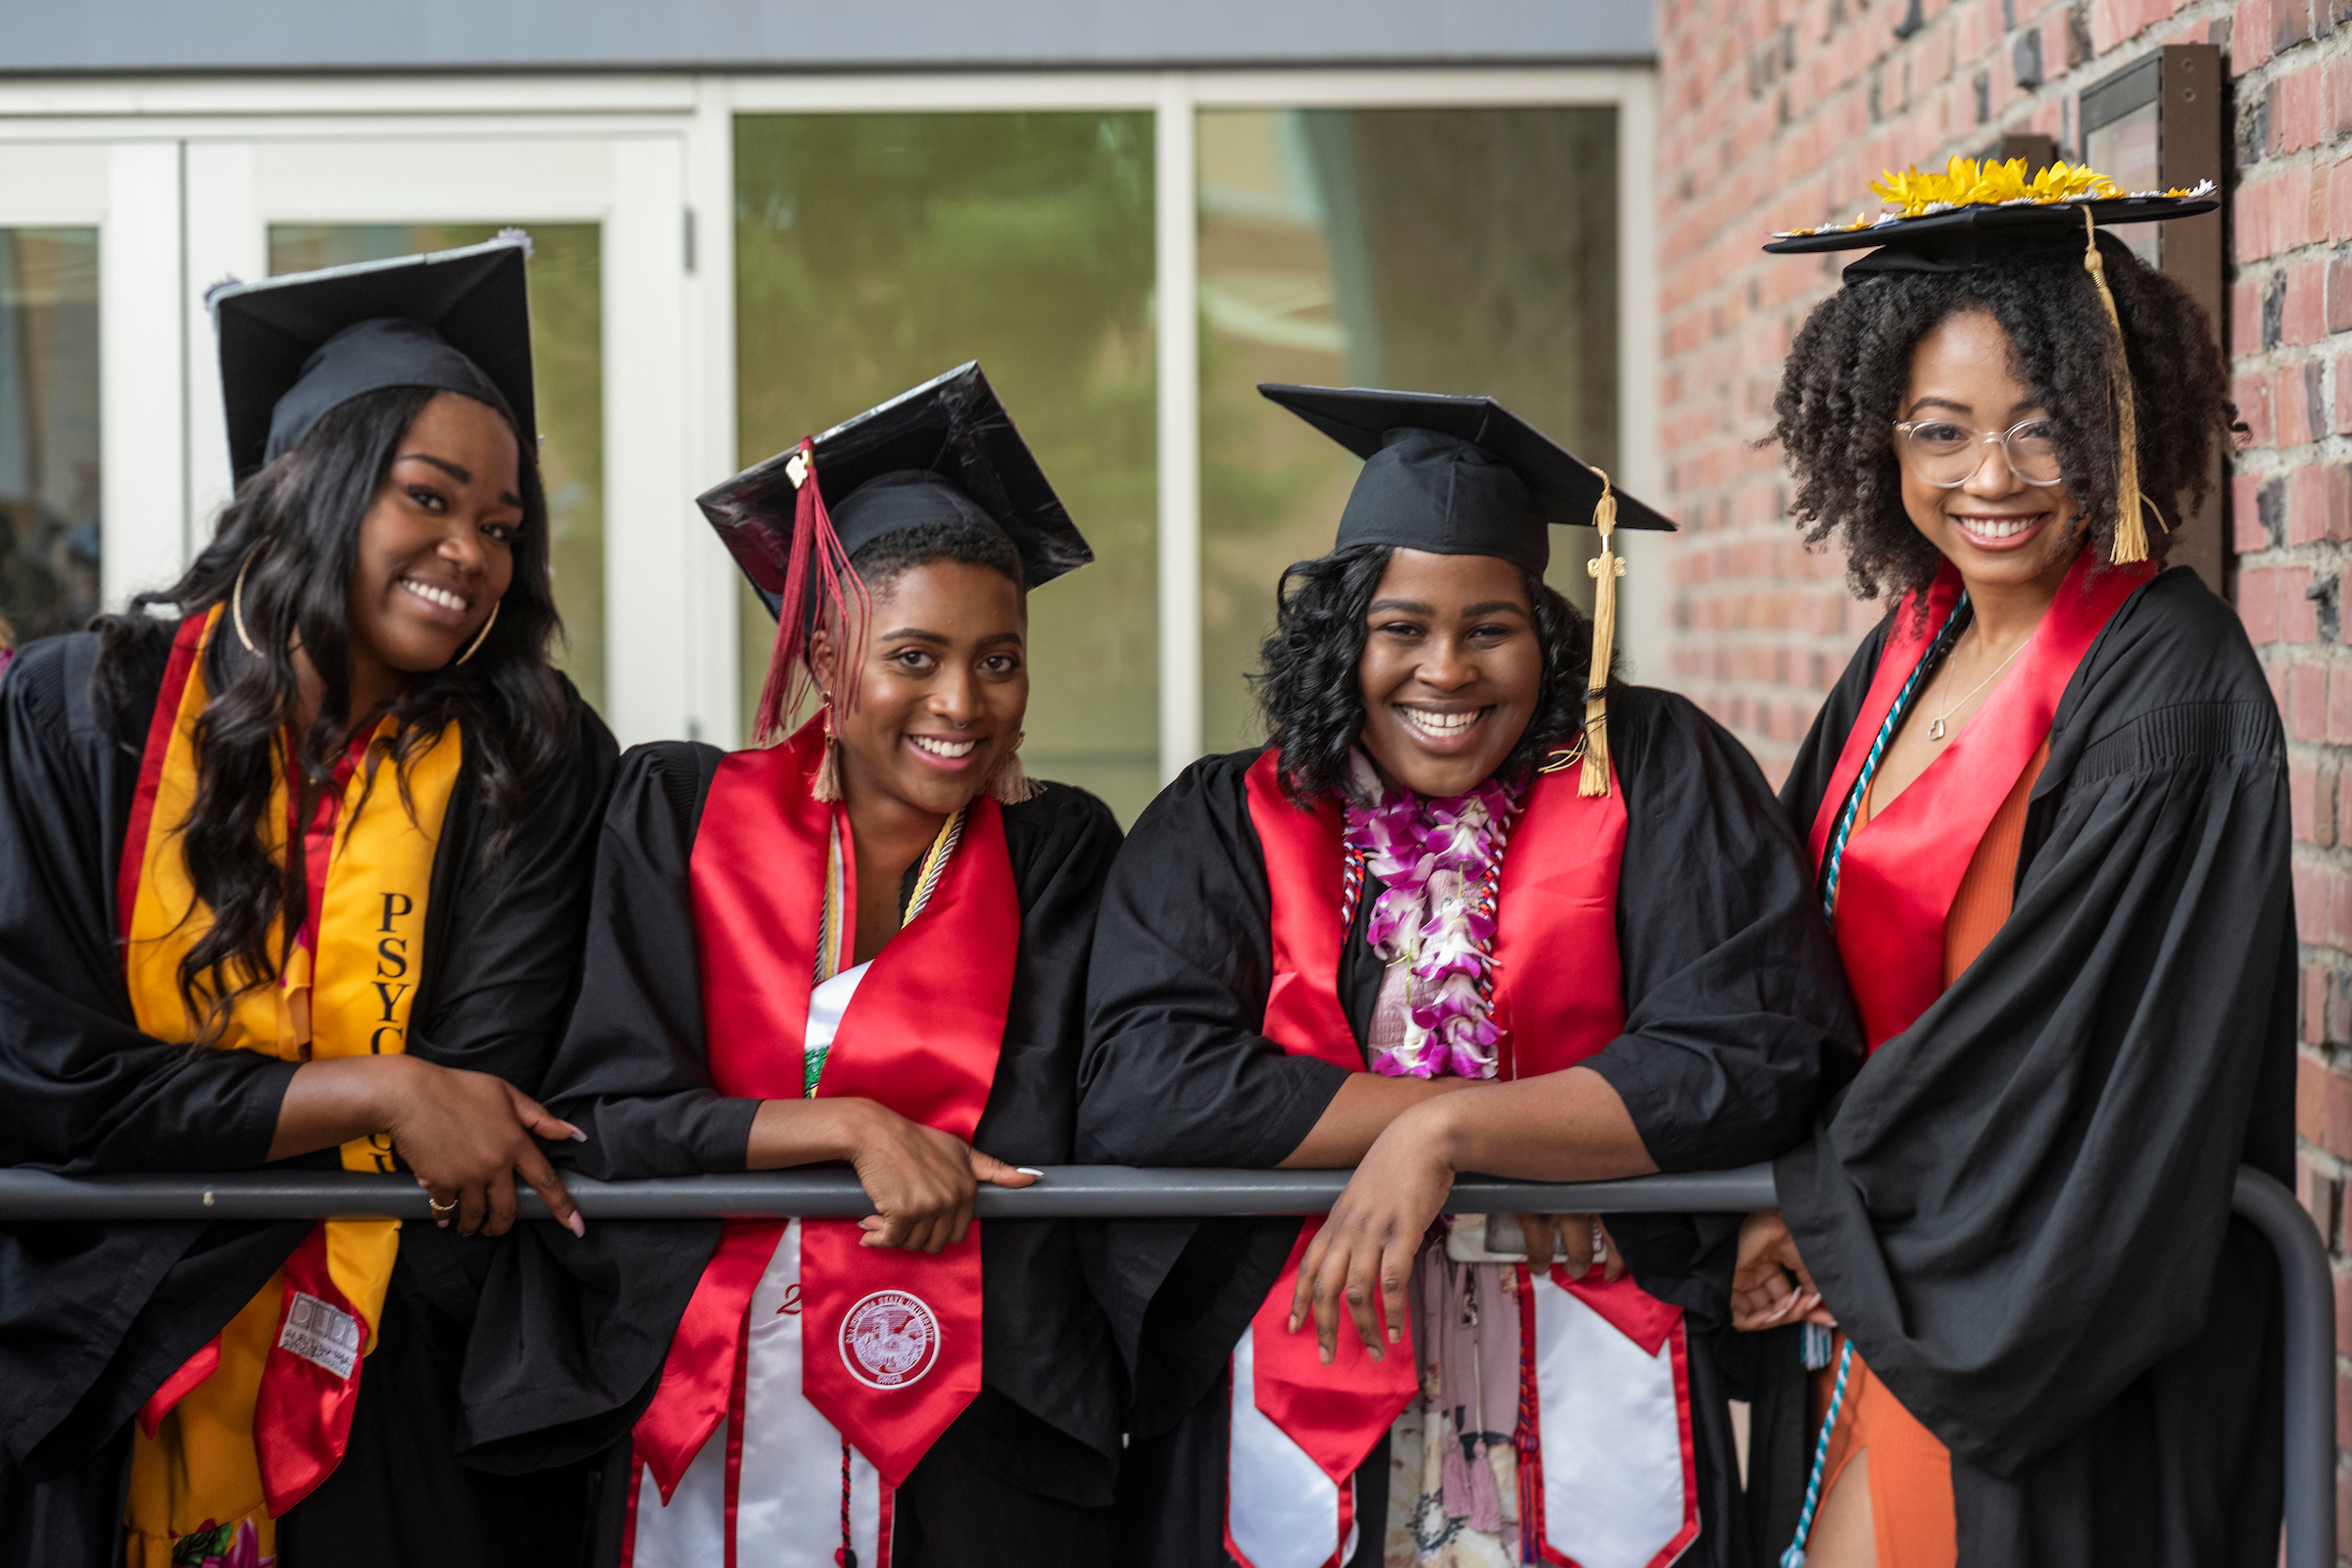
[1772,231,2237,602]
[95,384,574,1037]
[1250,542,1592,802]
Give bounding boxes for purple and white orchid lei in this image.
[1341,751,1522,1079]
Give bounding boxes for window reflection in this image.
[0,229,100,648]
[1198,108,1619,754]
[733,112,1159,821]
[268,224,608,714]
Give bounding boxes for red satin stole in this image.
[1240,749,1643,1488]
[1808,553,2152,1049]
[634,716,1019,1494]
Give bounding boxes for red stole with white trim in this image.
[632,716,1018,1506]
[1808,553,2151,1049]
[1240,750,1697,1568]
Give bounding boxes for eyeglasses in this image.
[1891,416,2064,488]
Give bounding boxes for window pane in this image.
[733,112,1158,821]
[1197,108,1619,755]
[0,228,100,645]
[267,224,607,714]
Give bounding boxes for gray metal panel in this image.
[0,0,1654,74]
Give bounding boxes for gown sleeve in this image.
[1775,569,2298,1480]
[0,631,298,1173]
[405,686,618,1094]
[1076,749,1352,1169]
[1584,686,1865,1177]
[457,742,772,1469]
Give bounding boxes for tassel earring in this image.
[811,699,844,803]
[989,730,1045,805]
[1580,469,1625,798]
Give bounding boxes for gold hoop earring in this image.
[230,550,261,655]
[453,599,500,666]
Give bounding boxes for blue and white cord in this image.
[1780,1341,1855,1568]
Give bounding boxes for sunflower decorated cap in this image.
[1763,157,2216,277]
[1767,156,2215,568]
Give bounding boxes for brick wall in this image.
[1653,0,2352,1538]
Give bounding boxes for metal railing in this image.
[0,1163,2330,1566]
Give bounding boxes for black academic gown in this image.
[1748,565,2294,1565]
[458,741,1128,1568]
[1077,684,1865,1568]
[0,623,619,1567]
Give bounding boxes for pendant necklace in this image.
[1926,633,2026,741]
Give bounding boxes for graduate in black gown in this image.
[1730,169,2288,1565]
[0,238,617,1567]
[1079,386,1863,1568]
[459,365,1125,1567]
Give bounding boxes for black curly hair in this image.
[1772,231,2236,602]
[1250,543,1592,802]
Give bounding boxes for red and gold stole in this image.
[632,713,1019,1497]
[1808,552,2153,1049]
[120,608,461,1565]
[1242,750,1694,1568]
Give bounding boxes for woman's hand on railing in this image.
[1731,1207,1831,1331]
[380,1059,587,1240]
[749,1098,1036,1253]
[1288,1110,1455,1365]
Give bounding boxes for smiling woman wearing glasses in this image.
[1733,167,2289,1567]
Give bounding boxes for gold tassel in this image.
[989,731,1045,806]
[1580,470,1625,798]
[811,702,843,803]
[2081,209,2153,564]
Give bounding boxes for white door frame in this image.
[0,64,1659,763]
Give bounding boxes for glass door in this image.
[179,130,703,746]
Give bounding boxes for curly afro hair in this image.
[1249,543,1592,802]
[1771,231,2236,603]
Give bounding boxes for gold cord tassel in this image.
[2081,209,2153,564]
[1580,470,1625,797]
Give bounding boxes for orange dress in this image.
[1809,738,2051,1567]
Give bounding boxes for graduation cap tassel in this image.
[2081,210,2153,565]
[1580,470,1625,797]
[756,440,871,748]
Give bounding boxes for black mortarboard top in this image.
[701,362,1092,620]
[1762,157,2218,283]
[1259,383,1674,576]
[209,233,536,486]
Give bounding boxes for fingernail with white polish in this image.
[1015,1167,1044,1177]
[565,1212,586,1239]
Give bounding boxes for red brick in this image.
[2289,464,2352,543]
[2237,371,2278,447]
[2233,0,2273,75]
[2278,367,2317,446]
[2302,1052,2333,1138]
[2330,664,2352,742]
[2287,259,2328,343]
[2296,862,2331,942]
[2290,662,2328,736]
[2284,566,2322,642]
[2279,62,2326,153]
[2241,564,2282,644]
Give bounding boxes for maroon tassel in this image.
[1513,1263,1543,1564]
[755,439,871,745]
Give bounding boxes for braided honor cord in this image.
[1785,597,1964,1565]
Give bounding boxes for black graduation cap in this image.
[701,362,1092,620]
[209,234,536,487]
[1258,384,1675,576]
[1762,177,2218,282]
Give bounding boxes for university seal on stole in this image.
[839,1290,942,1390]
